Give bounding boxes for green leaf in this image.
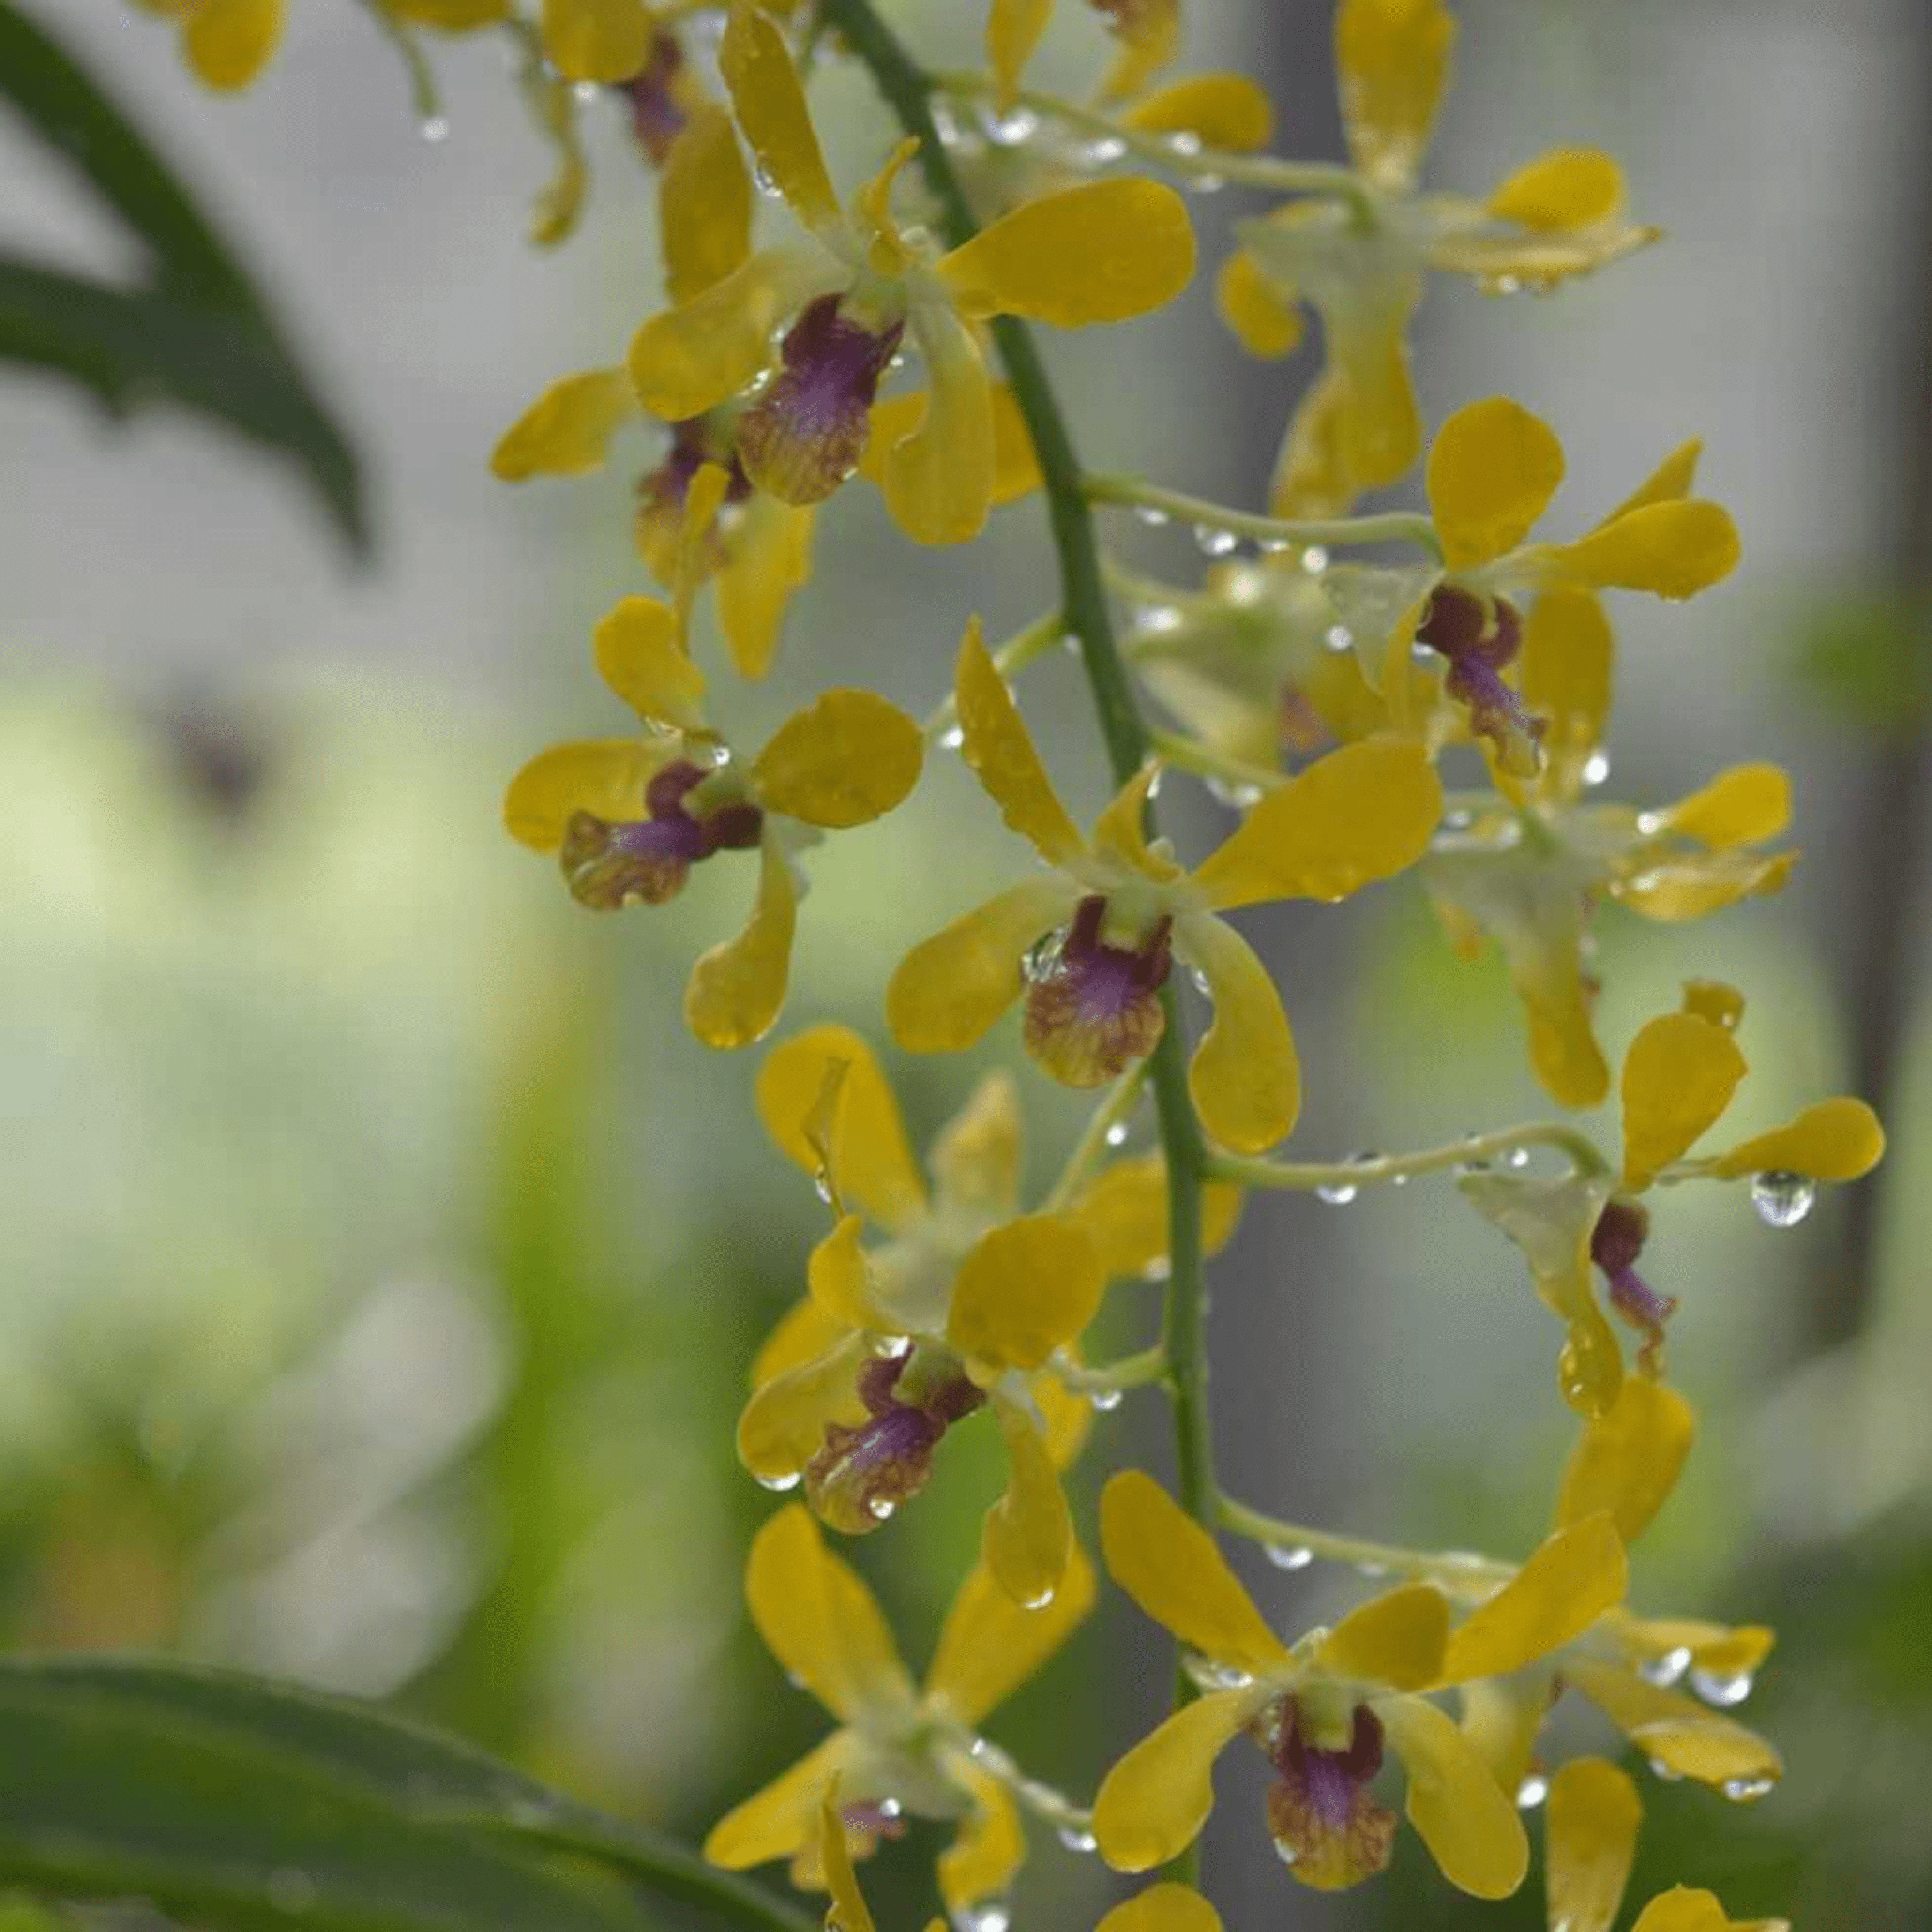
[0,1656,815,1932]
[0,2,367,552]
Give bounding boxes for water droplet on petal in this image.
[1751,1171,1816,1228]
[754,1470,801,1492]
[1515,1773,1549,1809]
[983,105,1038,146]
[420,114,451,143]
[1646,1756,1685,1783]
[571,80,602,104]
[1299,545,1329,574]
[1086,1385,1123,1412]
[1057,1823,1099,1853]
[1265,1542,1314,1570]
[1022,927,1068,984]
[1323,623,1354,654]
[867,1496,896,1521]
[1104,1120,1131,1147]
[1582,749,1613,787]
[1084,135,1128,164]
[1204,776,1265,809]
[1188,963,1214,997]
[1193,521,1239,558]
[1722,1776,1775,1803]
[1315,1178,1358,1206]
[964,1903,1012,1932]
[1690,1667,1755,1707]
[938,722,965,750]
[1165,131,1204,159]
[1017,1583,1055,1610]
[1133,503,1171,528]
[1274,1840,1301,1867]
[876,1796,904,1820]
[1355,1559,1389,1579]
[1506,1144,1531,1170]
[812,1166,835,1204]
[1635,808,1665,836]
[1192,172,1226,193]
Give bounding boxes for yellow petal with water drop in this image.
[1093,1686,1270,1872]
[685,839,798,1049]
[1333,0,1456,192]
[593,596,707,732]
[491,368,638,480]
[541,0,651,82]
[1621,1010,1747,1188]
[1544,1757,1642,1932]
[1556,1377,1696,1546]
[1434,1514,1626,1685]
[1123,75,1275,153]
[1176,914,1299,1155]
[1709,1098,1885,1182]
[985,0,1052,108]
[982,1400,1073,1607]
[1380,1696,1528,1900]
[718,2,841,235]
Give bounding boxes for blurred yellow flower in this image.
[132,0,283,90]
[986,0,1180,106]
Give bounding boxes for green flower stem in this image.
[928,69,1372,208]
[1085,473,1444,560]
[1217,1493,1514,1595]
[357,1,441,123]
[935,1724,1095,1834]
[1042,1062,1149,1212]
[922,608,1064,739]
[1052,1342,1170,1396]
[1147,726,1286,797]
[820,1,1216,1876]
[1208,1120,1611,1193]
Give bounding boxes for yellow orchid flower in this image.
[627,5,1193,544]
[132,0,283,90]
[987,0,1180,109]
[503,471,923,1050]
[705,1504,1094,1922]
[1220,0,1656,506]
[1543,1756,1789,1932]
[1092,1470,1629,1897]
[740,1023,1239,1605]
[887,620,1441,1152]
[1461,983,1884,1414]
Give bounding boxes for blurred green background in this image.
[3,1,1929,1926]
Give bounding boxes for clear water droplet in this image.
[1298,544,1329,573]
[1487,272,1525,295]
[1516,1773,1549,1810]
[1506,1144,1531,1170]
[420,114,451,143]
[1059,630,1083,655]
[938,722,966,750]
[1165,131,1204,159]
[1104,1121,1131,1147]
[963,1903,1011,1932]
[867,1496,895,1521]
[1084,135,1127,164]
[1315,1177,1358,1206]
[930,104,962,146]
[1192,171,1226,192]
[1641,1645,1693,1688]
[572,80,602,103]
[754,1470,801,1492]
[1057,1823,1099,1853]
[1356,1559,1389,1578]
[1582,748,1613,787]
[1751,1171,1816,1228]
[1323,623,1354,654]
[1187,963,1214,997]
[1635,808,1665,836]
[812,1167,834,1204]
[1265,1542,1314,1570]
[1410,637,1440,665]
[1690,1667,1755,1708]
[752,159,785,197]
[1086,1385,1123,1412]
[1647,1757,1685,1783]
[1017,1583,1055,1610]
[266,1870,315,1916]
[983,106,1038,146]
[1133,504,1171,528]
[1136,602,1183,634]
[1456,1132,1492,1176]
[1205,776,1265,809]
[1023,927,1068,984]
[1274,1840,1301,1867]
[1193,521,1239,558]
[876,1796,904,1820]
[1722,1776,1774,1803]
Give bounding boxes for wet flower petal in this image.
[1266,1704,1397,1890]
[1709,1097,1886,1182]
[930,1071,1026,1224]
[956,618,1090,866]
[503,739,668,851]
[662,104,754,305]
[947,1215,1105,1378]
[1487,149,1626,229]
[1563,1660,1783,1788]
[1215,250,1304,360]
[1621,1011,1748,1188]
[717,497,816,681]
[938,179,1196,326]
[1528,500,1740,598]
[491,368,639,480]
[936,1758,1025,1915]
[1333,0,1456,192]
[883,306,997,546]
[542,0,651,82]
[1435,1515,1626,1685]
[982,1397,1073,1606]
[1317,1583,1450,1692]
[985,0,1053,106]
[1100,1469,1293,1677]
[593,595,708,731]
[753,689,923,828]
[685,837,799,1049]
[1544,1757,1642,1932]
[1023,896,1171,1088]
[926,1545,1096,1727]
[808,1216,896,1331]
[1427,397,1566,572]
[888,878,1084,1052]
[1630,1890,1733,1932]
[717,2,842,235]
[1094,1686,1272,1871]
[704,1732,855,1870]
[738,1330,870,1488]
[1174,913,1300,1153]
[1123,74,1275,151]
[1093,763,1184,882]
[1519,586,1613,801]
[1096,1884,1223,1932]
[1556,1378,1696,1545]
[1380,1695,1528,1899]
[1651,764,1791,848]
[752,1295,848,1388]
[1073,1154,1244,1279]
[817,1780,877,1932]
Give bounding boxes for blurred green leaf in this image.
[1794,588,1932,741]
[0,2,366,552]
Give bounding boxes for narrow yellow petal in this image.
[1556,1378,1696,1546]
[1435,1515,1627,1685]
[1519,587,1613,803]
[1427,397,1566,572]
[1073,1154,1244,1280]
[1652,764,1791,848]
[183,0,283,89]
[1597,441,1704,526]
[1215,249,1302,360]
[1380,1696,1528,1899]
[930,1071,1026,1225]
[884,307,996,546]
[753,690,923,828]
[1194,737,1442,911]
[926,1546,1097,1727]
[947,1215,1105,1377]
[985,0,1053,108]
[955,618,1089,865]
[1329,285,1423,487]
[756,1025,927,1230]
[1333,0,1457,192]
[491,368,637,480]
[808,1216,895,1330]
[750,1295,847,1388]
[935,1759,1025,1914]
[1564,1660,1783,1789]
[1100,1469,1292,1676]
[1096,1884,1224,1932]
[1123,75,1275,153]
[1544,1757,1642,1932]
[888,879,1082,1053]
[1528,500,1740,599]
[1176,914,1300,1154]
[1487,149,1627,230]
[685,838,799,1049]
[541,0,651,82]
[704,1733,852,1870]
[1457,1678,1546,1796]
[1093,763,1184,882]
[1093,1687,1268,1872]
[1709,1098,1886,1182]
[818,1780,876,1932]
[1630,1890,1732,1932]
[1269,367,1361,519]
[1317,1583,1450,1692]
[503,740,667,852]
[745,1504,916,1721]
[717,498,815,681]
[737,1332,867,1485]
[938,180,1196,326]
[593,596,707,731]
[1621,1010,1748,1188]
[718,2,840,234]
[1613,850,1796,923]
[982,1399,1073,1606]
[662,104,754,305]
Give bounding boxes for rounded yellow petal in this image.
[1532,500,1740,599]
[704,1733,853,1870]
[888,878,1082,1053]
[1330,288,1423,487]
[817,1779,876,1932]
[1621,1010,1748,1188]
[883,307,996,546]
[685,839,799,1049]
[1544,1757,1642,1932]
[985,0,1052,108]
[738,1332,867,1484]
[542,0,651,82]
[1194,737,1443,912]
[938,179,1196,326]
[717,498,815,681]
[593,596,707,730]
[1100,1469,1292,1676]
[503,739,665,851]
[1123,75,1275,153]
[1709,1096,1885,1182]
[947,1215,1105,1377]
[1097,1884,1223,1932]
[753,690,923,828]
[982,1399,1073,1606]
[1653,763,1791,849]
[936,1760,1025,1914]
[1427,397,1566,572]
[184,0,283,89]
[1488,149,1627,231]
[808,1216,898,1331]
[1317,1583,1450,1692]
[927,1545,1097,1728]
[757,1025,927,1230]
[1435,1514,1627,1685]
[662,104,754,305]
[1334,0,1457,192]
[1380,1695,1528,1900]
[1094,1686,1269,1872]
[751,1295,848,1388]
[1176,914,1299,1155]
[1630,1889,1733,1932]
[491,368,638,480]
[629,247,833,422]
[1564,1660,1783,1789]
[1556,1378,1696,1546]
[1520,587,1613,801]
[1073,1154,1244,1279]
[1214,249,1303,361]
[955,617,1089,866]
[718,2,840,234]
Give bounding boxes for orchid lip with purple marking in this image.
[1023,895,1173,1089]
[805,1349,985,1536]
[1262,1702,1397,1890]
[737,294,906,507]
[1416,584,1544,774]
[1591,1195,1676,1365]
[561,758,763,910]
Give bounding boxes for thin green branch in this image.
[923,609,1065,739]
[1086,472,1444,560]
[1217,1494,1514,1596]
[1208,1120,1611,1193]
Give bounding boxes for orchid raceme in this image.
[1092,1471,1629,1895]
[1462,983,1884,1413]
[888,620,1441,1151]
[1219,0,1656,505]
[705,1503,1095,1917]
[738,1022,1238,1604]
[626,5,1194,543]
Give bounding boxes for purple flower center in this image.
[622,33,686,167]
[560,758,763,911]
[1262,1701,1397,1890]
[1416,585,1544,775]
[805,1350,985,1536]
[1023,895,1173,1088]
[1591,1196,1676,1369]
